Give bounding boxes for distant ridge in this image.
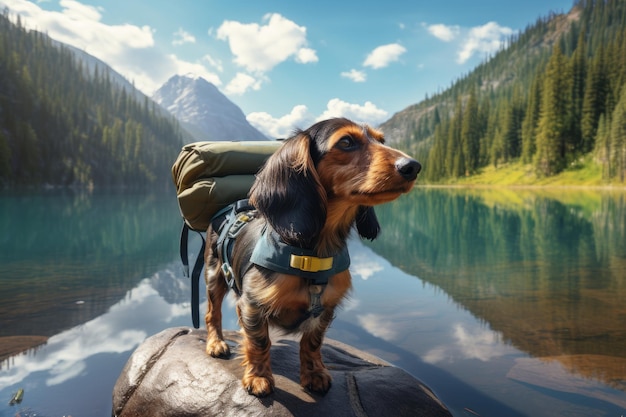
[153,75,268,142]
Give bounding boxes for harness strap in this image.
[214,200,255,296]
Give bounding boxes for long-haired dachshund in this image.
[204,117,420,397]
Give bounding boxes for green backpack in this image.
[172,140,281,231]
[172,140,282,327]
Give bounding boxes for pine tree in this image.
[0,130,11,181]
[534,45,571,176]
[609,86,626,182]
[569,29,587,153]
[502,88,525,161]
[521,72,543,163]
[594,113,611,180]
[461,88,480,175]
[447,95,465,177]
[425,122,447,181]
[581,45,609,153]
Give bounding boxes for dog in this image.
[204,117,420,397]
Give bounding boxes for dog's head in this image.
[249,118,420,249]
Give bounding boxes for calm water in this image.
[0,188,624,417]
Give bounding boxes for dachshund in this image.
[204,117,421,397]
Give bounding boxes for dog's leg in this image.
[299,309,333,394]
[237,298,274,397]
[204,243,230,358]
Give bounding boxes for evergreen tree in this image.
[534,45,571,176]
[609,86,626,181]
[568,28,587,153]
[581,45,609,153]
[461,88,480,174]
[0,130,11,180]
[502,88,525,161]
[521,72,543,163]
[594,113,611,180]
[447,95,465,177]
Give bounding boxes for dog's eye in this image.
[336,136,357,151]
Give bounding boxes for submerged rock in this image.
[112,327,452,417]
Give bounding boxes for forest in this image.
[0,9,184,188]
[391,0,626,183]
[2,1,625,187]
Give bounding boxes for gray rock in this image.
[112,327,452,417]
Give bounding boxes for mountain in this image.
[380,0,626,183]
[0,11,184,188]
[153,75,268,142]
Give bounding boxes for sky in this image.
[1,0,575,138]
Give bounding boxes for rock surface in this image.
[112,327,452,417]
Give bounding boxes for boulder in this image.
[112,327,452,417]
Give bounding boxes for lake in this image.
[0,188,624,417]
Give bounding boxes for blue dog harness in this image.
[212,199,350,318]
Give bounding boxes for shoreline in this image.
[416,183,626,191]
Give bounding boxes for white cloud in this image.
[295,47,318,64]
[317,98,388,126]
[341,69,366,83]
[172,27,196,45]
[426,23,460,42]
[247,104,313,139]
[216,13,317,73]
[167,54,222,86]
[457,21,513,64]
[1,0,220,94]
[202,54,223,72]
[224,72,263,95]
[363,43,406,69]
[0,0,221,95]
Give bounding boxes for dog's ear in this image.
[356,206,380,241]
[250,133,327,248]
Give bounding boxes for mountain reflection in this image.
[367,187,626,391]
[0,263,184,386]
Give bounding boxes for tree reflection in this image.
[0,190,182,340]
[367,188,626,390]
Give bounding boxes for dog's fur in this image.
[204,118,420,397]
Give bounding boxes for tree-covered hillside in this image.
[0,9,184,188]
[382,0,626,184]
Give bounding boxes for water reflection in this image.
[423,322,516,364]
[0,188,624,417]
[0,190,181,341]
[0,262,202,417]
[367,188,626,394]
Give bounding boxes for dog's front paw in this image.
[242,374,275,397]
[206,339,231,358]
[301,368,332,394]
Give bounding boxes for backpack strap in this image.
[179,222,206,329]
[179,199,255,328]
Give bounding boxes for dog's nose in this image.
[395,157,421,181]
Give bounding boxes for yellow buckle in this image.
[289,254,333,272]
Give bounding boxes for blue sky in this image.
[1,0,574,137]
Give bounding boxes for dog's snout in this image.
[395,157,421,181]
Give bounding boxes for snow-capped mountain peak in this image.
[152,74,268,142]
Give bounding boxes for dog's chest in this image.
[252,271,352,329]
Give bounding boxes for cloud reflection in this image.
[0,266,191,388]
[424,322,517,364]
[357,313,399,341]
[350,251,384,281]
